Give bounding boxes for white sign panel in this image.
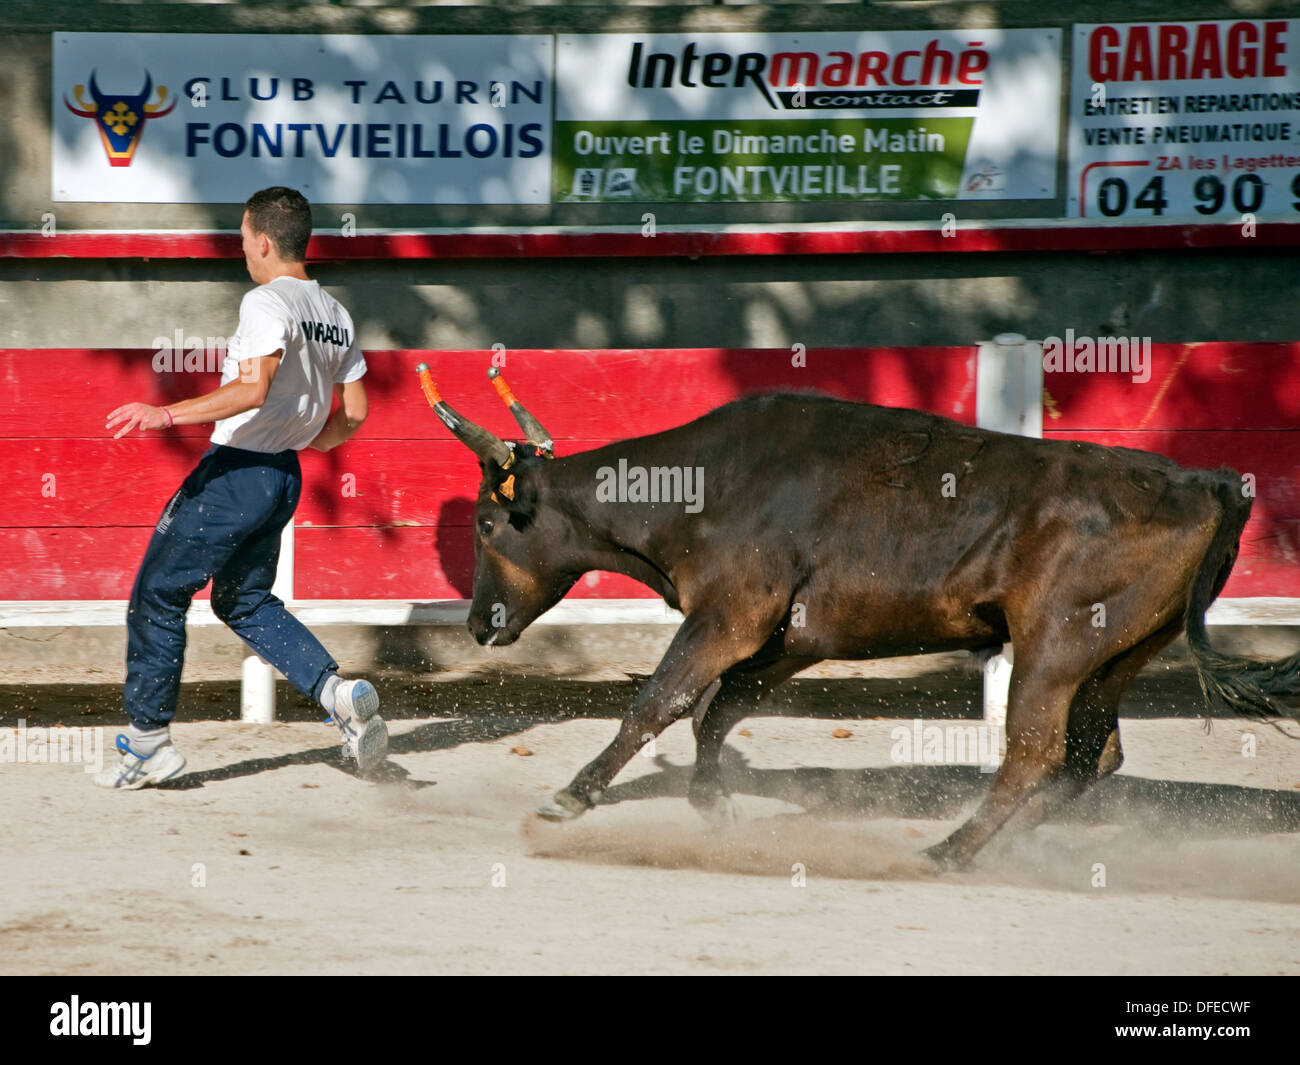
[1068,19,1300,220]
[554,30,1062,202]
[52,33,553,204]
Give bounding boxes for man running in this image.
[97,186,387,788]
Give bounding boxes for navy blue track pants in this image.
[124,445,337,729]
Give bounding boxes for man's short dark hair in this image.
[244,187,311,262]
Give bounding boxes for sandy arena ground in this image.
[2,664,1298,975]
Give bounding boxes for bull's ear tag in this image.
[499,474,516,500]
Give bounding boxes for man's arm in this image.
[106,354,282,439]
[308,378,368,452]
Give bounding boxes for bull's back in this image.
[676,392,1224,540]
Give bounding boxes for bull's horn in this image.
[140,71,153,101]
[68,85,98,115]
[416,363,512,466]
[487,367,553,451]
[88,69,102,101]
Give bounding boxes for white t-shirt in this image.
[211,276,366,452]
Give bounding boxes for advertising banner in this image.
[554,30,1062,203]
[1068,19,1300,220]
[43,24,1300,252]
[52,33,553,204]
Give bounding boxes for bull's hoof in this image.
[690,788,740,828]
[535,788,591,822]
[921,840,968,873]
[1096,731,1125,778]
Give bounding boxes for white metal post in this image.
[980,646,1012,771]
[975,334,1044,732]
[976,332,1043,438]
[240,520,293,723]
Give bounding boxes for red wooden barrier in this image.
[1043,341,1300,598]
[0,346,975,600]
[4,223,1300,260]
[1043,343,1300,431]
[2,344,1294,601]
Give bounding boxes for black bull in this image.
[425,380,1300,869]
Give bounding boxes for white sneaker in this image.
[94,734,187,789]
[329,679,388,774]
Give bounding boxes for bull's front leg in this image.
[537,609,777,821]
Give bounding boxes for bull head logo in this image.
[64,70,176,167]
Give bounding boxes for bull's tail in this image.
[1183,476,1300,729]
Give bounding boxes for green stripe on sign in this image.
[555,118,973,202]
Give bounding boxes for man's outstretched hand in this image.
[107,403,170,439]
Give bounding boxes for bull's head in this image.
[417,364,576,646]
[64,70,176,167]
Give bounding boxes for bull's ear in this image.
[485,456,538,530]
